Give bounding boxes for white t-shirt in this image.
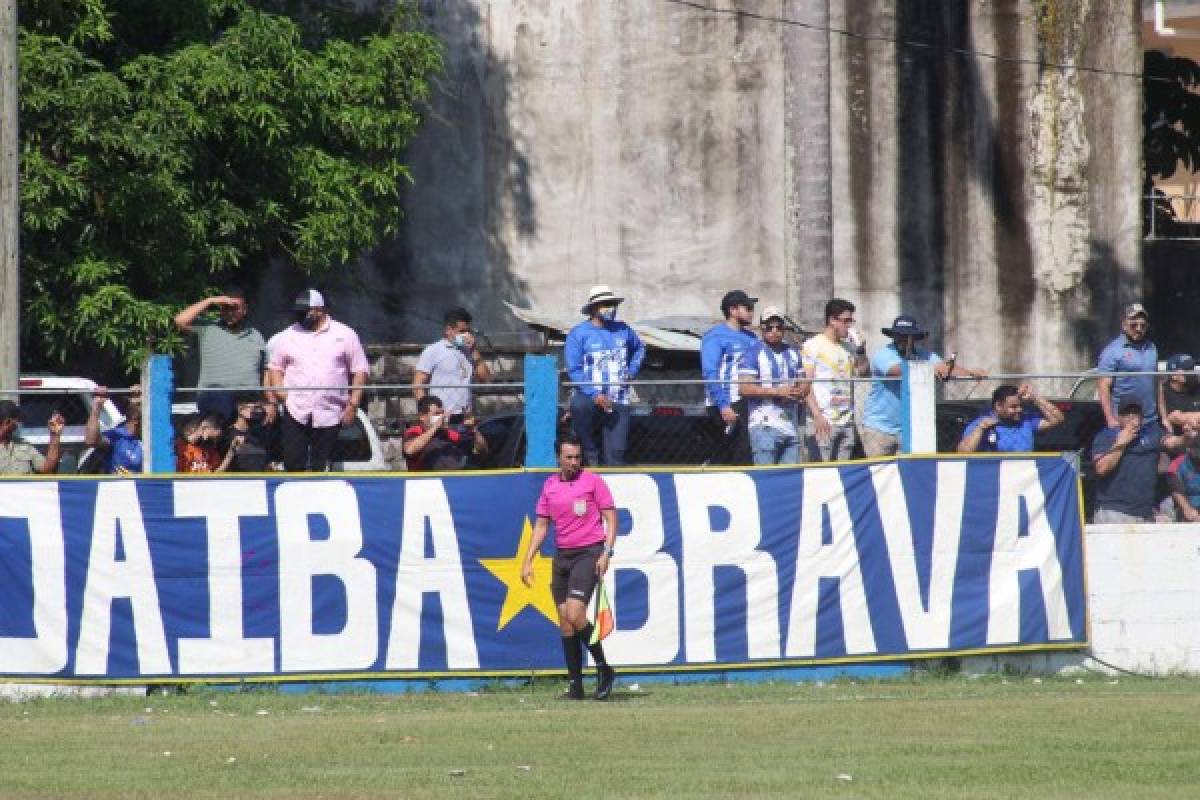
[801,334,857,427]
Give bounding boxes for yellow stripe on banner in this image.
[0,642,1088,686]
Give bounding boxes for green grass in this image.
[0,673,1197,798]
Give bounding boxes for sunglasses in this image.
[762,323,786,332]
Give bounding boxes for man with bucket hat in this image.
[564,285,646,466]
[861,314,985,457]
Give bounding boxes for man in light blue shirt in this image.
[861,314,985,456]
[1096,303,1163,429]
[565,285,645,466]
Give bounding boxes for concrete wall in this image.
[966,523,1200,676]
[302,1,1143,370]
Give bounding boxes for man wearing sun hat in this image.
[564,285,646,466]
[267,288,370,472]
[861,313,986,457]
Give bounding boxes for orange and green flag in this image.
[590,579,614,644]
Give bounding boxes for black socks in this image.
[561,634,583,681]
[577,623,609,669]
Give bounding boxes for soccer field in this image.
[0,673,1197,798]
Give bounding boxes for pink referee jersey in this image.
[535,471,614,549]
[268,318,369,428]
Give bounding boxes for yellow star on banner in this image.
[479,516,559,630]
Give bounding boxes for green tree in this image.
[18,0,441,376]
[1143,49,1200,236]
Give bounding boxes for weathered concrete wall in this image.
[831,0,1142,372]
[964,524,1200,676]
[304,1,1142,370]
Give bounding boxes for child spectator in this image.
[175,415,230,472]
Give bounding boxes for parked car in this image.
[171,403,388,472]
[15,376,122,474]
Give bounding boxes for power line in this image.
[662,0,1172,85]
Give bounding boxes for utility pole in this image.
[0,0,17,393]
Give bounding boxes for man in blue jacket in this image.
[565,285,646,466]
[702,289,760,464]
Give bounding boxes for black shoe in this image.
[564,679,584,700]
[594,666,616,701]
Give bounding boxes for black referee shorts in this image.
[552,544,604,606]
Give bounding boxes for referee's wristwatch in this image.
[603,547,615,557]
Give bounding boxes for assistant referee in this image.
[521,435,618,700]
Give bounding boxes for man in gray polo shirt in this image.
[174,288,268,423]
[413,307,492,417]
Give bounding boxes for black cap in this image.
[0,400,18,422]
[720,290,758,315]
[1117,400,1144,416]
[1167,353,1196,372]
[881,314,929,340]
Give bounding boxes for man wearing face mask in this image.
[0,401,64,475]
[413,307,492,419]
[174,287,268,425]
[267,289,370,472]
[222,393,281,472]
[565,285,645,466]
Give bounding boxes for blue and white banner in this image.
[0,455,1085,682]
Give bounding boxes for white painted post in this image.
[900,360,937,454]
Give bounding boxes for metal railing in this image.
[1145,193,1200,240]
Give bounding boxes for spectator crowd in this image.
[1,284,1196,523]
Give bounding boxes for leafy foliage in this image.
[1143,50,1200,236]
[18,0,442,376]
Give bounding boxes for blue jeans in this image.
[569,392,631,466]
[749,425,802,465]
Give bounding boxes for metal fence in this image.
[1144,193,1200,240]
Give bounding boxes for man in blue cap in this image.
[861,314,985,457]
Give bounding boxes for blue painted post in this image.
[524,354,557,468]
[144,354,175,473]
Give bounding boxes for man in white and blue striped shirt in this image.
[565,285,646,466]
[738,306,808,464]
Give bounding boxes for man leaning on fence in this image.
[1097,303,1165,430]
[267,289,369,472]
[702,289,760,465]
[802,298,869,462]
[957,384,1064,453]
[738,306,807,465]
[861,315,985,457]
[413,307,492,418]
[173,287,268,424]
[565,285,645,467]
[0,400,63,475]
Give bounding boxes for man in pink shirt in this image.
[266,289,370,472]
[521,436,618,700]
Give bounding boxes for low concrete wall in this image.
[965,524,1200,676]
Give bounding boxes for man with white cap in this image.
[267,289,370,472]
[737,306,808,464]
[1097,303,1164,430]
[565,285,645,466]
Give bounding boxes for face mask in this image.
[429,413,444,427]
[295,309,318,330]
[453,333,469,348]
[599,308,618,321]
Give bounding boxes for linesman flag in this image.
[590,579,614,644]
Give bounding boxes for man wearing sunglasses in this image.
[1097,304,1165,430]
[738,307,808,465]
